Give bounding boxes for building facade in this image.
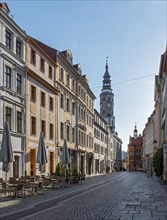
[0,3,27,179]
[142,112,155,173]
[94,109,108,174]
[158,48,167,182]
[25,37,59,176]
[127,125,143,171]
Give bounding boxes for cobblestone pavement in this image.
[0,172,167,220]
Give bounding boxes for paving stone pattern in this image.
[0,172,167,220]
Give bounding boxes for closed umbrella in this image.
[0,121,13,182]
[36,132,47,177]
[62,139,70,179]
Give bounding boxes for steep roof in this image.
[30,37,57,61]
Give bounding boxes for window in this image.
[6,30,12,50]
[60,68,64,81]
[67,125,70,141]
[16,74,22,94]
[16,39,22,57]
[6,107,12,130]
[66,73,70,87]
[49,65,52,79]
[5,66,11,89]
[31,85,36,102]
[60,122,64,139]
[41,120,46,137]
[31,116,36,135]
[79,86,81,96]
[50,123,53,139]
[49,97,53,111]
[72,102,75,115]
[66,98,70,112]
[17,111,22,133]
[72,79,75,91]
[41,91,45,107]
[60,94,64,108]
[30,49,36,65]
[40,57,45,73]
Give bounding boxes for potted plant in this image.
[55,163,61,176]
[72,166,79,184]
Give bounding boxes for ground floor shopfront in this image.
[0,133,25,180]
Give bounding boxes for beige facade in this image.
[94,109,108,174]
[56,51,96,175]
[25,37,59,176]
[143,112,154,172]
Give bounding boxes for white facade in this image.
[0,4,27,179]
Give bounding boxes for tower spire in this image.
[102,57,111,90]
[134,123,138,138]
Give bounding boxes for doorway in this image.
[30,149,36,176]
[13,155,19,178]
[50,152,54,175]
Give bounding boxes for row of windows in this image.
[5,106,107,149]
[31,85,54,111]
[78,106,93,127]
[94,128,107,143]
[4,66,23,95]
[129,148,142,152]
[78,131,93,148]
[30,49,53,80]
[60,94,75,114]
[60,123,75,142]
[5,107,22,133]
[59,68,75,92]
[94,114,107,130]
[5,29,23,58]
[31,116,54,139]
[129,155,141,160]
[94,143,105,155]
[78,84,93,110]
[60,123,93,148]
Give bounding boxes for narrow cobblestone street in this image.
[0,172,167,220]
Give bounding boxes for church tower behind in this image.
[100,59,115,132]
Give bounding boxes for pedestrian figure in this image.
[147,170,150,178]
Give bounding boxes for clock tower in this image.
[100,59,115,132]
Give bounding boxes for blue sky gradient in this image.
[5,0,167,151]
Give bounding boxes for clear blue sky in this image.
[5,0,166,151]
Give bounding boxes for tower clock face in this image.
[107,102,112,108]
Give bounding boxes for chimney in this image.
[0,2,10,14]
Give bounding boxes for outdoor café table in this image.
[50,178,63,189]
[7,183,23,198]
[29,181,41,194]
